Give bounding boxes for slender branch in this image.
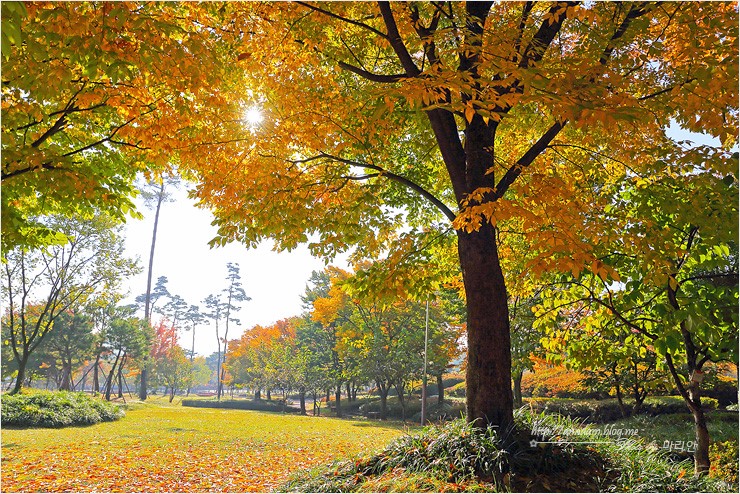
[292,152,457,222]
[337,61,407,83]
[493,120,567,200]
[296,2,388,39]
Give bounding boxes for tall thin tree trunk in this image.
[105,351,122,401]
[335,384,342,417]
[458,225,514,430]
[117,356,126,399]
[437,374,445,404]
[93,354,101,393]
[378,383,389,420]
[141,180,165,401]
[512,371,523,408]
[299,387,307,415]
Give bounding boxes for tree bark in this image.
[299,387,307,415]
[9,355,28,395]
[93,354,101,393]
[512,370,523,408]
[378,381,389,420]
[117,363,124,399]
[254,388,261,400]
[335,384,342,417]
[615,380,628,418]
[395,380,406,422]
[458,225,514,431]
[691,401,711,474]
[437,374,444,404]
[105,351,122,401]
[141,180,165,401]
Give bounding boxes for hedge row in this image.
[525,396,719,423]
[1,391,124,428]
[359,397,465,422]
[181,398,299,413]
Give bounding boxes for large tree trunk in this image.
[458,225,514,431]
[254,388,261,400]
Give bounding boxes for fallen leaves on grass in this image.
[1,401,406,492]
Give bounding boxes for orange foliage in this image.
[520,360,589,399]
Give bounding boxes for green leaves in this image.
[1,1,26,59]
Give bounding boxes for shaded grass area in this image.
[1,396,409,492]
[280,411,732,493]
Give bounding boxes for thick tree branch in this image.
[377,1,420,76]
[599,2,652,66]
[493,119,567,200]
[519,2,579,70]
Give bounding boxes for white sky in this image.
[121,185,345,358]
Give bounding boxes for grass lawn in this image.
[1,396,411,492]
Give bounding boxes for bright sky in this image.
[121,185,343,358]
[120,122,722,358]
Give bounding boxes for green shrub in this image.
[181,398,298,413]
[525,396,717,423]
[359,396,421,419]
[709,440,739,487]
[1,391,124,427]
[441,375,465,389]
[447,381,466,398]
[409,400,466,423]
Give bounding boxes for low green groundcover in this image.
[280,411,731,493]
[1,390,124,427]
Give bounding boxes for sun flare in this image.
[244,107,263,126]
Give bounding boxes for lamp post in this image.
[421,299,429,426]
